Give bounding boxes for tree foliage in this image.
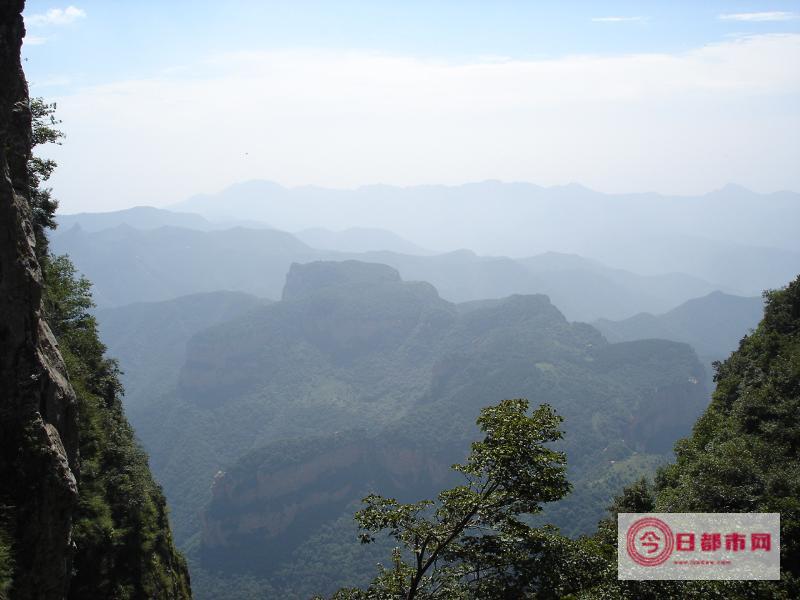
[42,254,192,598]
[558,276,800,599]
[653,275,800,597]
[333,399,578,599]
[28,97,63,258]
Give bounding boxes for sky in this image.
[21,1,800,213]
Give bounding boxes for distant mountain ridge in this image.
[57,205,218,231]
[170,179,800,291]
[294,226,432,255]
[50,224,723,321]
[58,180,800,294]
[57,207,431,254]
[593,291,764,376]
[57,205,274,232]
[50,224,315,306]
[176,179,800,254]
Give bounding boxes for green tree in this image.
[333,399,575,599]
[28,97,63,259]
[653,275,800,597]
[566,276,800,599]
[41,254,191,599]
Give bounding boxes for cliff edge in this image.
[0,3,190,598]
[1,3,78,596]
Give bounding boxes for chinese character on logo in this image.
[701,532,721,551]
[676,533,695,551]
[725,533,746,552]
[751,533,771,551]
[640,531,661,554]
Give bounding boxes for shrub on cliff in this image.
[42,254,192,598]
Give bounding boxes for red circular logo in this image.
[626,517,674,566]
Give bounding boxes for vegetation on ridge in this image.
[43,254,192,598]
[10,95,193,597]
[28,97,62,260]
[576,275,799,598]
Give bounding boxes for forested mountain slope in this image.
[569,275,800,598]
[95,291,267,406]
[653,276,800,591]
[594,291,764,386]
[114,260,707,598]
[319,277,799,599]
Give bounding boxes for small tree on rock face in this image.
[334,399,572,600]
[28,97,64,259]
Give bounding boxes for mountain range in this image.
[97,261,709,598]
[170,179,800,291]
[52,220,724,322]
[53,181,798,598]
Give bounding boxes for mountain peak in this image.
[709,183,754,196]
[282,260,401,301]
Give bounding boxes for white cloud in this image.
[26,6,86,27]
[719,11,799,22]
[43,34,800,211]
[591,16,648,23]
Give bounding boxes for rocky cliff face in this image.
[0,3,80,597]
[1,4,191,598]
[200,431,454,573]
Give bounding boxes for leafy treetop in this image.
[333,399,571,600]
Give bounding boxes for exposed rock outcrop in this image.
[1,4,191,598]
[0,3,80,597]
[200,432,454,573]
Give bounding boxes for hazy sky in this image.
[22,1,800,213]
